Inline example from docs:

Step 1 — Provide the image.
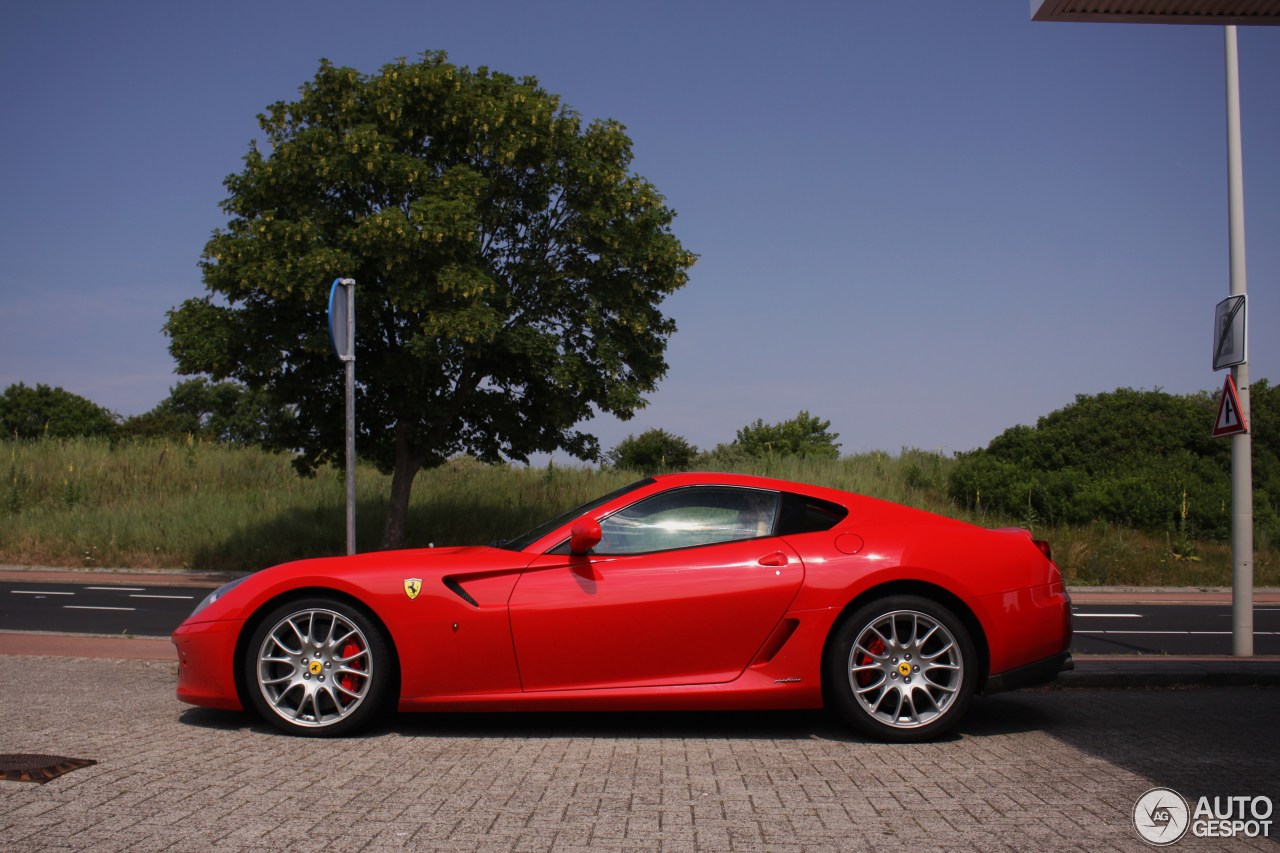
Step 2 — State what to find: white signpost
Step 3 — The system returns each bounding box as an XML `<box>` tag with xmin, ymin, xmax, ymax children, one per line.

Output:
<box><xmin>328</xmin><ymin>278</ymin><xmax>357</xmax><ymax>556</ymax></box>
<box><xmin>1213</xmin><ymin>294</ymin><xmax>1247</xmax><ymax>372</ymax></box>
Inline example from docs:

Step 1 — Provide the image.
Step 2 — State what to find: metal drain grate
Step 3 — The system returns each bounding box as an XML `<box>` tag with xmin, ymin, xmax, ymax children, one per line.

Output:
<box><xmin>0</xmin><ymin>754</ymin><xmax>97</xmax><ymax>784</ymax></box>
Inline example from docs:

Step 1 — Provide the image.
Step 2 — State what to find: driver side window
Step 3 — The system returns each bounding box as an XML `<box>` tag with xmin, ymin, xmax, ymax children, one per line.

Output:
<box><xmin>593</xmin><ymin>487</ymin><xmax>780</xmax><ymax>555</ymax></box>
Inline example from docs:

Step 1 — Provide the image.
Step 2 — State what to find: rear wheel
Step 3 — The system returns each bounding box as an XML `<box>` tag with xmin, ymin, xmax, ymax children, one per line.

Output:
<box><xmin>825</xmin><ymin>595</ymin><xmax>976</xmax><ymax>742</ymax></box>
<box><xmin>244</xmin><ymin>598</ymin><xmax>391</xmax><ymax>736</ymax></box>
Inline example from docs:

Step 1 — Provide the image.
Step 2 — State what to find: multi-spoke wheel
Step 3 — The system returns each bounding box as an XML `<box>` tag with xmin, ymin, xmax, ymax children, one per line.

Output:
<box><xmin>244</xmin><ymin>598</ymin><xmax>391</xmax><ymax>736</ymax></box>
<box><xmin>826</xmin><ymin>595</ymin><xmax>976</xmax><ymax>742</ymax></box>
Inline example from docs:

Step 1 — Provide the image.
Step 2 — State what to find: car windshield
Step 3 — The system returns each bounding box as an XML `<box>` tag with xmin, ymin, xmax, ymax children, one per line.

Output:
<box><xmin>499</xmin><ymin>478</ymin><xmax>655</xmax><ymax>552</ymax></box>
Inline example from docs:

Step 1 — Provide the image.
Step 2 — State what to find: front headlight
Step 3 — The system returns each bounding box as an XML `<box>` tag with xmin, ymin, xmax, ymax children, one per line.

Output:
<box><xmin>189</xmin><ymin>576</ymin><xmax>249</xmax><ymax>618</ymax></box>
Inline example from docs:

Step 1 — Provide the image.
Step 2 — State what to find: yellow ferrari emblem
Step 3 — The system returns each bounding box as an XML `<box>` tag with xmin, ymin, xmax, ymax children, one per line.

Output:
<box><xmin>404</xmin><ymin>578</ymin><xmax>422</xmax><ymax>600</ymax></box>
<box><xmin>308</xmin><ymin>660</ymin><xmax>323</xmax><ymax>675</ymax></box>
<box><xmin>898</xmin><ymin>661</ymin><xmax>912</xmax><ymax>677</ymax></box>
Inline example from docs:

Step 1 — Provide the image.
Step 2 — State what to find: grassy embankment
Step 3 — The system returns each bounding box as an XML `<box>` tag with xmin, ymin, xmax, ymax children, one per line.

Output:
<box><xmin>2</xmin><ymin>437</ymin><xmax>1275</xmax><ymax>586</ymax></box>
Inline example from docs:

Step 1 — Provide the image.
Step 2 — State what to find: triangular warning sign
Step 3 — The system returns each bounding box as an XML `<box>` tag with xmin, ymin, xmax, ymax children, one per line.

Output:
<box><xmin>1212</xmin><ymin>375</ymin><xmax>1249</xmax><ymax>438</ymax></box>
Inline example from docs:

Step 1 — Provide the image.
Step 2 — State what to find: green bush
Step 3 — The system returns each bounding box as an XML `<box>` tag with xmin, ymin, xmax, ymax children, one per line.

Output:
<box><xmin>733</xmin><ymin>410</ymin><xmax>841</xmax><ymax>460</ymax></box>
<box><xmin>119</xmin><ymin>378</ymin><xmax>282</xmax><ymax>445</ymax></box>
<box><xmin>607</xmin><ymin>429</ymin><xmax>697</xmax><ymax>474</ymax></box>
<box><xmin>0</xmin><ymin>383</ymin><xmax>117</xmax><ymax>439</ymax></box>
<box><xmin>948</xmin><ymin>385</ymin><xmax>1278</xmax><ymax>542</ymax></box>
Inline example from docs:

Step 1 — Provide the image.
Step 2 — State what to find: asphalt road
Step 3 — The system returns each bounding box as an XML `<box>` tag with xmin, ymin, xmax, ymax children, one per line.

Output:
<box><xmin>1071</xmin><ymin>602</ymin><xmax>1280</xmax><ymax>654</ymax></box>
<box><xmin>5</xmin><ymin>578</ymin><xmax>1280</xmax><ymax>656</ymax></box>
<box><xmin>0</xmin><ymin>580</ymin><xmax>203</xmax><ymax>636</ymax></box>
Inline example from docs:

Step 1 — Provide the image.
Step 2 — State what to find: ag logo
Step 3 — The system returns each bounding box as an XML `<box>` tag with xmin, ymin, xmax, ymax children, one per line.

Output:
<box><xmin>403</xmin><ymin>578</ymin><xmax>422</xmax><ymax>600</ymax></box>
<box><xmin>1134</xmin><ymin>787</ymin><xmax>1190</xmax><ymax>846</ymax></box>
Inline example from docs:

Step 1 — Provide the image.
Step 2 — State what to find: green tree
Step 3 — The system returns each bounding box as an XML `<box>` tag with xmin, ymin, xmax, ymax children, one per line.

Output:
<box><xmin>608</xmin><ymin>428</ymin><xmax>697</xmax><ymax>474</ymax></box>
<box><xmin>0</xmin><ymin>383</ymin><xmax>117</xmax><ymax>439</ymax></box>
<box><xmin>164</xmin><ymin>52</ymin><xmax>695</xmax><ymax>548</ymax></box>
<box><xmin>121</xmin><ymin>379</ymin><xmax>282</xmax><ymax>445</ymax></box>
<box><xmin>734</xmin><ymin>410</ymin><xmax>841</xmax><ymax>459</ymax></box>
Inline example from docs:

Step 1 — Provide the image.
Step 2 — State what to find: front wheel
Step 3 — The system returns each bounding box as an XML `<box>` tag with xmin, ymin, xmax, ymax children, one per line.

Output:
<box><xmin>825</xmin><ymin>595</ymin><xmax>976</xmax><ymax>742</ymax></box>
<box><xmin>244</xmin><ymin>598</ymin><xmax>392</xmax><ymax>737</ymax></box>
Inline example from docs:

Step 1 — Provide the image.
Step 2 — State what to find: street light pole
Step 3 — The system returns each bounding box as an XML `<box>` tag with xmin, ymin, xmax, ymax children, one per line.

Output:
<box><xmin>1224</xmin><ymin>25</ymin><xmax>1253</xmax><ymax>656</ymax></box>
<box><xmin>328</xmin><ymin>277</ymin><xmax>357</xmax><ymax>556</ymax></box>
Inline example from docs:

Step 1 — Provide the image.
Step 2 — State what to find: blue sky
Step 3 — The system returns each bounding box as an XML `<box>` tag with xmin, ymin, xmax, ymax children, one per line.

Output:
<box><xmin>2</xmin><ymin>1</ymin><xmax>1277</xmax><ymax>457</ymax></box>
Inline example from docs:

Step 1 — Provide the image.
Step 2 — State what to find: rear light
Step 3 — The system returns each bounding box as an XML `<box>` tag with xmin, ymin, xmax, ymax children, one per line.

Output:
<box><xmin>1033</xmin><ymin>539</ymin><xmax>1052</xmax><ymax>562</ymax></box>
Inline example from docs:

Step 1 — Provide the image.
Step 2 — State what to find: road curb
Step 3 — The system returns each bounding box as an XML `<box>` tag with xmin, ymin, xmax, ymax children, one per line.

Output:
<box><xmin>0</xmin><ymin>631</ymin><xmax>177</xmax><ymax>661</ymax></box>
<box><xmin>0</xmin><ymin>565</ymin><xmax>237</xmax><ymax>588</ymax></box>
<box><xmin>1057</xmin><ymin>656</ymin><xmax>1280</xmax><ymax>689</ymax></box>
<box><xmin>1069</xmin><ymin>586</ymin><xmax>1280</xmax><ymax>604</ymax></box>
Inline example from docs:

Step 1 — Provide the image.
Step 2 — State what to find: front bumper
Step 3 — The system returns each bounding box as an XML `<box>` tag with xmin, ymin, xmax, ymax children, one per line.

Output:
<box><xmin>173</xmin><ymin>619</ymin><xmax>243</xmax><ymax>711</ymax></box>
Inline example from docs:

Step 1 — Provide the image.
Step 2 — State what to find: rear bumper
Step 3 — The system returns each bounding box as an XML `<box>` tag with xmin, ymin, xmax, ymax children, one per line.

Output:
<box><xmin>983</xmin><ymin>651</ymin><xmax>1074</xmax><ymax>695</ymax></box>
<box><xmin>971</xmin><ymin>581</ymin><xmax>1072</xmax><ymax>676</ymax></box>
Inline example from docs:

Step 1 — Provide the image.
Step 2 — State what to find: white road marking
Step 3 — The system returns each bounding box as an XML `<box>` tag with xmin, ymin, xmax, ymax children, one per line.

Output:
<box><xmin>64</xmin><ymin>605</ymin><xmax>135</xmax><ymax>612</ymax></box>
<box><xmin>1085</xmin><ymin>625</ymin><xmax>1192</xmax><ymax>630</ymax></box>
<box><xmin>129</xmin><ymin>594</ymin><xmax>195</xmax><ymax>600</ymax></box>
<box><xmin>1073</xmin><ymin>612</ymin><xmax>1142</xmax><ymax>618</ymax></box>
<box><xmin>1076</xmin><ymin>629</ymin><xmax>1278</xmax><ymax>635</ymax></box>
<box><xmin>85</xmin><ymin>586</ymin><xmax>146</xmax><ymax>591</ymax></box>
<box><xmin>10</xmin><ymin>590</ymin><xmax>75</xmax><ymax>596</ymax></box>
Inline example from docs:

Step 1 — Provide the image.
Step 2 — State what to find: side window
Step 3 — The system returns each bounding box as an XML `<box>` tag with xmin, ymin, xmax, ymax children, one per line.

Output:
<box><xmin>776</xmin><ymin>492</ymin><xmax>849</xmax><ymax>535</ymax></box>
<box><xmin>593</xmin><ymin>487</ymin><xmax>781</xmax><ymax>555</ymax></box>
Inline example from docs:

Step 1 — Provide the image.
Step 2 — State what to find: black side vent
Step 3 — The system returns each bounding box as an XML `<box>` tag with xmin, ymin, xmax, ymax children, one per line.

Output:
<box><xmin>442</xmin><ymin>576</ymin><xmax>479</xmax><ymax>607</ymax></box>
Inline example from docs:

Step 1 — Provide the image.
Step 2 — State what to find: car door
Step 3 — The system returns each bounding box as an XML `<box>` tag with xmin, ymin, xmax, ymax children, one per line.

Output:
<box><xmin>508</xmin><ymin>486</ymin><xmax>805</xmax><ymax>691</ymax></box>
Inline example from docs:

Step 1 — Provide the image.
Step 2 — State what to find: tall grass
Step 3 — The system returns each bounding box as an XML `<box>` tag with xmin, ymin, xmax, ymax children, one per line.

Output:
<box><xmin>0</xmin><ymin>437</ymin><xmax>631</xmax><ymax>570</ymax></box>
<box><xmin>1</xmin><ymin>437</ymin><xmax>1274</xmax><ymax>585</ymax></box>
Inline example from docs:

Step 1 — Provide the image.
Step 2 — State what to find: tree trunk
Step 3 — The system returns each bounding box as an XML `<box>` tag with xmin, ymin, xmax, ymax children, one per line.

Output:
<box><xmin>381</xmin><ymin>424</ymin><xmax>423</xmax><ymax>550</ymax></box>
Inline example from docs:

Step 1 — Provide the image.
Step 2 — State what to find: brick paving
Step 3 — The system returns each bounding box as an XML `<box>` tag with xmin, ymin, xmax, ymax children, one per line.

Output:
<box><xmin>1</xmin><ymin>654</ymin><xmax>1277</xmax><ymax>852</ymax></box>
<box><xmin>3</xmin><ymin>570</ymin><xmax>1279</xmax><ymax>850</ymax></box>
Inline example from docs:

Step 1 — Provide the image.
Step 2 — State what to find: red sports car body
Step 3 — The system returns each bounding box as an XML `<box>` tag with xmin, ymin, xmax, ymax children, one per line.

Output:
<box><xmin>173</xmin><ymin>472</ymin><xmax>1072</xmax><ymax>741</ymax></box>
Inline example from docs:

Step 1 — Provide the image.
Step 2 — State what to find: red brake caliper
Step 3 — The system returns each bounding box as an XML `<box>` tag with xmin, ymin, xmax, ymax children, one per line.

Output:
<box><xmin>857</xmin><ymin>638</ymin><xmax>885</xmax><ymax>687</ymax></box>
<box><xmin>339</xmin><ymin>641</ymin><xmax>363</xmax><ymax>696</ymax></box>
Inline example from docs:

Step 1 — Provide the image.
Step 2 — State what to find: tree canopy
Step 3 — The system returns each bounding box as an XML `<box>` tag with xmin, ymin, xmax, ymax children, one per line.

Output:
<box><xmin>164</xmin><ymin>52</ymin><xmax>695</xmax><ymax>547</ymax></box>
<box><xmin>0</xmin><ymin>383</ymin><xmax>117</xmax><ymax>439</ymax></box>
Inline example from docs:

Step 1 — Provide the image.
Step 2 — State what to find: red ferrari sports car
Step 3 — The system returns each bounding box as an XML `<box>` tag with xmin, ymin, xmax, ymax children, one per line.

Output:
<box><xmin>173</xmin><ymin>472</ymin><xmax>1072</xmax><ymax>742</ymax></box>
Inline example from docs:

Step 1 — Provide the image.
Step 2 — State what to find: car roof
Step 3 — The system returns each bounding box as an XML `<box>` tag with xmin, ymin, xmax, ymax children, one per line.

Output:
<box><xmin>648</xmin><ymin>471</ymin><xmax>852</xmax><ymax>504</ymax></box>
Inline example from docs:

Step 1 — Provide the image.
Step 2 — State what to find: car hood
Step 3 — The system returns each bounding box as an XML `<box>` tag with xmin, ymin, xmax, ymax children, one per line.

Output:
<box><xmin>182</xmin><ymin>545</ymin><xmax>533</xmax><ymax>625</ymax></box>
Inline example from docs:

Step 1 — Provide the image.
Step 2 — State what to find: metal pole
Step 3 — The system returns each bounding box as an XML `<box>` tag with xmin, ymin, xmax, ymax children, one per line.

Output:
<box><xmin>344</xmin><ymin>281</ymin><xmax>357</xmax><ymax>556</ymax></box>
<box><xmin>1224</xmin><ymin>25</ymin><xmax>1252</xmax><ymax>656</ymax></box>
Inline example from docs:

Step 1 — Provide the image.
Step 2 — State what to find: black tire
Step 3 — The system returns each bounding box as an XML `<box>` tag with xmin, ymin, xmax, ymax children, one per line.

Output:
<box><xmin>824</xmin><ymin>594</ymin><xmax>976</xmax><ymax>743</ymax></box>
<box><xmin>243</xmin><ymin>597</ymin><xmax>392</xmax><ymax>737</ymax></box>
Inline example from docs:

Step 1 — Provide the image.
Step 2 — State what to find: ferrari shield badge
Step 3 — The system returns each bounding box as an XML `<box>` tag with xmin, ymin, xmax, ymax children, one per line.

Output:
<box><xmin>403</xmin><ymin>578</ymin><xmax>422</xmax><ymax>600</ymax></box>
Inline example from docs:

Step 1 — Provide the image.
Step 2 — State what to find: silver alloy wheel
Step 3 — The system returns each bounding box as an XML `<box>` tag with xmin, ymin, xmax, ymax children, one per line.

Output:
<box><xmin>846</xmin><ymin>608</ymin><xmax>964</xmax><ymax>729</ymax></box>
<box><xmin>255</xmin><ymin>607</ymin><xmax>373</xmax><ymax>728</ymax></box>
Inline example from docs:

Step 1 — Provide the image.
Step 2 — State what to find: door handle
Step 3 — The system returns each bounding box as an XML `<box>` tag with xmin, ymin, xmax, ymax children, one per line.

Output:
<box><xmin>757</xmin><ymin>552</ymin><xmax>789</xmax><ymax>568</ymax></box>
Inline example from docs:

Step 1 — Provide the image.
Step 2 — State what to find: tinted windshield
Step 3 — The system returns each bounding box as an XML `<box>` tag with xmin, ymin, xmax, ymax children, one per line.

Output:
<box><xmin>500</xmin><ymin>478</ymin><xmax>655</xmax><ymax>552</ymax></box>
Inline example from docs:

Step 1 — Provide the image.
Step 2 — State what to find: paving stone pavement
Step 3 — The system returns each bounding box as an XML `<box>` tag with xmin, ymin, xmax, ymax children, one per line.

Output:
<box><xmin>1</xmin><ymin>655</ymin><xmax>1277</xmax><ymax>852</ymax></box>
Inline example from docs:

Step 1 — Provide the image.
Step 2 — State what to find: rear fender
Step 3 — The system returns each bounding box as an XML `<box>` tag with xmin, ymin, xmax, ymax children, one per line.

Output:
<box><xmin>819</xmin><ymin>580</ymin><xmax>991</xmax><ymax>699</ymax></box>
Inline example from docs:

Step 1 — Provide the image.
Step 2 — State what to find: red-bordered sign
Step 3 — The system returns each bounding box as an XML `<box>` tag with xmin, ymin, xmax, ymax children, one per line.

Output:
<box><xmin>1212</xmin><ymin>375</ymin><xmax>1249</xmax><ymax>438</ymax></box>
